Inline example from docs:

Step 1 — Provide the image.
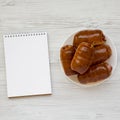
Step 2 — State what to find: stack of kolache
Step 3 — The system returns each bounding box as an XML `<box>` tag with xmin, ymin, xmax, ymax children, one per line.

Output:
<box><xmin>60</xmin><ymin>30</ymin><xmax>112</xmax><ymax>84</ymax></box>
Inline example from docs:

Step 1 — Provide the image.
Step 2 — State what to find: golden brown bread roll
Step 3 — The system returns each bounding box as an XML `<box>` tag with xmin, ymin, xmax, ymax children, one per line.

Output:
<box><xmin>71</xmin><ymin>42</ymin><xmax>93</xmax><ymax>74</ymax></box>
<box><xmin>92</xmin><ymin>44</ymin><xmax>112</xmax><ymax>65</ymax></box>
<box><xmin>73</xmin><ymin>29</ymin><xmax>106</xmax><ymax>48</ymax></box>
<box><xmin>78</xmin><ymin>62</ymin><xmax>112</xmax><ymax>84</ymax></box>
<box><xmin>60</xmin><ymin>45</ymin><xmax>77</xmax><ymax>76</ymax></box>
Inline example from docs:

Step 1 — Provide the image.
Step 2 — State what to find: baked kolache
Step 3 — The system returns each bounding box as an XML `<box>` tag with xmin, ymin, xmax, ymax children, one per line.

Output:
<box><xmin>60</xmin><ymin>45</ymin><xmax>77</xmax><ymax>76</ymax></box>
<box><xmin>73</xmin><ymin>29</ymin><xmax>106</xmax><ymax>48</ymax></box>
<box><xmin>71</xmin><ymin>42</ymin><xmax>93</xmax><ymax>74</ymax></box>
<box><xmin>92</xmin><ymin>44</ymin><xmax>112</xmax><ymax>65</ymax></box>
<box><xmin>78</xmin><ymin>62</ymin><xmax>112</xmax><ymax>84</ymax></box>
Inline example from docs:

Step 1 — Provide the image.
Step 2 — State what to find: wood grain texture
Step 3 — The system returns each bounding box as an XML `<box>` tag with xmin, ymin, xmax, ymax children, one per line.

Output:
<box><xmin>0</xmin><ymin>0</ymin><xmax>120</xmax><ymax>120</ymax></box>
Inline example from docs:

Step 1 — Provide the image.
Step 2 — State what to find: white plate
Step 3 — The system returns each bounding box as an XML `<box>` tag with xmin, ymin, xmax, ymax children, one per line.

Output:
<box><xmin>60</xmin><ymin>31</ymin><xmax>117</xmax><ymax>87</ymax></box>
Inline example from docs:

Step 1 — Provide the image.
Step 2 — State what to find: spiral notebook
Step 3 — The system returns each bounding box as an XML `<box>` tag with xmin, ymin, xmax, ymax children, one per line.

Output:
<box><xmin>3</xmin><ymin>32</ymin><xmax>52</xmax><ymax>97</ymax></box>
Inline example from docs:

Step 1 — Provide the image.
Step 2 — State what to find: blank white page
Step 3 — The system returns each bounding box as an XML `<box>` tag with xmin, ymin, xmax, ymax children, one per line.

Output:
<box><xmin>3</xmin><ymin>32</ymin><xmax>52</xmax><ymax>97</ymax></box>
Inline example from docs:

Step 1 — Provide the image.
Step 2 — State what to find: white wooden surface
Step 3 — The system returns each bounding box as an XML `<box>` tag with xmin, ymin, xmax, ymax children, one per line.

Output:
<box><xmin>0</xmin><ymin>0</ymin><xmax>120</xmax><ymax>120</ymax></box>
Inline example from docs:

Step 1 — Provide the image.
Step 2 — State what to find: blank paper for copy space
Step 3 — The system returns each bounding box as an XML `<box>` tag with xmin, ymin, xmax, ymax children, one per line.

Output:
<box><xmin>3</xmin><ymin>32</ymin><xmax>52</xmax><ymax>97</ymax></box>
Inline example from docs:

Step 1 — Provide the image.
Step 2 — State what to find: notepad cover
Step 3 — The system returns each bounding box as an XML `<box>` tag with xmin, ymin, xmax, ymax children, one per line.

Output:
<box><xmin>3</xmin><ymin>32</ymin><xmax>52</xmax><ymax>97</ymax></box>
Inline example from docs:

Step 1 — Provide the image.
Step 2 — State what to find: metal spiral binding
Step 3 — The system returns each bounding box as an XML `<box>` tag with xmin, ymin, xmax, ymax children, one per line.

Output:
<box><xmin>4</xmin><ymin>32</ymin><xmax>46</xmax><ymax>38</ymax></box>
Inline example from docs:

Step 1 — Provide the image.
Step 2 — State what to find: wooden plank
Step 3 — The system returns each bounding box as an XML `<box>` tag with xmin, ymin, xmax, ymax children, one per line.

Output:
<box><xmin>0</xmin><ymin>0</ymin><xmax>120</xmax><ymax>119</ymax></box>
